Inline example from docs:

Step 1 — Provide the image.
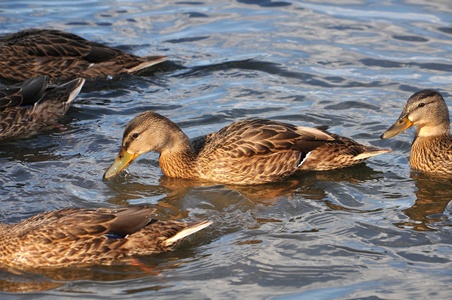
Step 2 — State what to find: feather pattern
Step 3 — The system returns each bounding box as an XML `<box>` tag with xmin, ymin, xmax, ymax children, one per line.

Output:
<box><xmin>0</xmin><ymin>29</ymin><xmax>167</xmax><ymax>83</ymax></box>
<box><xmin>0</xmin><ymin>75</ymin><xmax>85</xmax><ymax>141</ymax></box>
<box><xmin>0</xmin><ymin>206</ymin><xmax>211</xmax><ymax>268</ymax></box>
<box><xmin>298</xmin><ymin>129</ymin><xmax>391</xmax><ymax>171</ymax></box>
<box><xmin>410</xmin><ymin>134</ymin><xmax>452</xmax><ymax>174</ymax></box>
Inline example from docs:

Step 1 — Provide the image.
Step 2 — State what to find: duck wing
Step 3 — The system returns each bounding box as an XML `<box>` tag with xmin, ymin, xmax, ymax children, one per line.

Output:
<box><xmin>0</xmin><ymin>75</ymin><xmax>48</xmax><ymax>111</ymax></box>
<box><xmin>197</xmin><ymin>119</ymin><xmax>333</xmax><ymax>184</ymax></box>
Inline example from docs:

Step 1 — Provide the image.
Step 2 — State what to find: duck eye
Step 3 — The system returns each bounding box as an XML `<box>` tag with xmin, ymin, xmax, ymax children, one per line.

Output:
<box><xmin>131</xmin><ymin>133</ymin><xmax>139</xmax><ymax>140</ymax></box>
<box><xmin>418</xmin><ymin>103</ymin><xmax>425</xmax><ymax>108</ymax></box>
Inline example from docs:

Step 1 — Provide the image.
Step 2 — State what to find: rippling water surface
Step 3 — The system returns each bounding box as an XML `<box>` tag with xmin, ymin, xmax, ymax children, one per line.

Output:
<box><xmin>1</xmin><ymin>0</ymin><xmax>452</xmax><ymax>298</ymax></box>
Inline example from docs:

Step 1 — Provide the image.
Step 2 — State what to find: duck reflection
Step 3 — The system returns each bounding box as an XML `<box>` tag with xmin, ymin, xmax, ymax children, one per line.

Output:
<box><xmin>394</xmin><ymin>172</ymin><xmax>452</xmax><ymax>231</ymax></box>
<box><xmin>0</xmin><ymin>252</ymin><xmax>188</xmax><ymax>293</ymax></box>
<box><xmin>104</xmin><ymin>163</ymin><xmax>385</xmax><ymax>219</ymax></box>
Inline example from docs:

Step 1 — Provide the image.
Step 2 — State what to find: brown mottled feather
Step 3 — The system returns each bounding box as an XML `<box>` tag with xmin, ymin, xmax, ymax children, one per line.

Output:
<box><xmin>0</xmin><ymin>29</ymin><xmax>167</xmax><ymax>83</ymax></box>
<box><xmin>192</xmin><ymin>119</ymin><xmax>329</xmax><ymax>184</ymax></box>
<box><xmin>298</xmin><ymin>129</ymin><xmax>391</xmax><ymax>171</ymax></box>
<box><xmin>0</xmin><ymin>75</ymin><xmax>85</xmax><ymax>141</ymax></box>
<box><xmin>104</xmin><ymin>111</ymin><xmax>389</xmax><ymax>185</ymax></box>
<box><xmin>381</xmin><ymin>89</ymin><xmax>451</xmax><ymax>175</ymax></box>
<box><xmin>410</xmin><ymin>134</ymin><xmax>452</xmax><ymax>174</ymax></box>
<box><xmin>0</xmin><ymin>206</ymin><xmax>211</xmax><ymax>268</ymax></box>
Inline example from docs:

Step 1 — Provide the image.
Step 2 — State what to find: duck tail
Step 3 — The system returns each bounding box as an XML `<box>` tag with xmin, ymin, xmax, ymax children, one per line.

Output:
<box><xmin>353</xmin><ymin>146</ymin><xmax>391</xmax><ymax>160</ymax></box>
<box><xmin>127</xmin><ymin>55</ymin><xmax>167</xmax><ymax>73</ymax></box>
<box><xmin>163</xmin><ymin>220</ymin><xmax>212</xmax><ymax>247</ymax></box>
<box><xmin>62</xmin><ymin>78</ymin><xmax>85</xmax><ymax>104</ymax></box>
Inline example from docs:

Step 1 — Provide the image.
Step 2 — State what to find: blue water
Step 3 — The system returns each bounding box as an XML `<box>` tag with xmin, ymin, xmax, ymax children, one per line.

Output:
<box><xmin>1</xmin><ymin>0</ymin><xmax>452</xmax><ymax>298</ymax></box>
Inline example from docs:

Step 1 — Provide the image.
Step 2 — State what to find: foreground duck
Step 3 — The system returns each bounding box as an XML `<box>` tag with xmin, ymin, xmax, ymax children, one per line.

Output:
<box><xmin>104</xmin><ymin>111</ymin><xmax>390</xmax><ymax>185</ymax></box>
<box><xmin>0</xmin><ymin>206</ymin><xmax>211</xmax><ymax>268</ymax></box>
<box><xmin>381</xmin><ymin>89</ymin><xmax>451</xmax><ymax>175</ymax></box>
<box><xmin>0</xmin><ymin>75</ymin><xmax>85</xmax><ymax>141</ymax></box>
<box><xmin>0</xmin><ymin>29</ymin><xmax>167</xmax><ymax>83</ymax></box>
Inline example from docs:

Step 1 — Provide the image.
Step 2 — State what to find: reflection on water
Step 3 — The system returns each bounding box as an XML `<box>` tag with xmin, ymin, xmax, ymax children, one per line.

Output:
<box><xmin>1</xmin><ymin>0</ymin><xmax>452</xmax><ymax>298</ymax></box>
<box><xmin>396</xmin><ymin>173</ymin><xmax>452</xmax><ymax>231</ymax></box>
<box><xmin>0</xmin><ymin>252</ymin><xmax>197</xmax><ymax>293</ymax></box>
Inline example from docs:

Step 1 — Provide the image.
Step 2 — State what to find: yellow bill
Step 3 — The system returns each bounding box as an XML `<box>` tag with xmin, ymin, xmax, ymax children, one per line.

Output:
<box><xmin>380</xmin><ymin>116</ymin><xmax>414</xmax><ymax>139</ymax></box>
<box><xmin>103</xmin><ymin>148</ymin><xmax>139</xmax><ymax>179</ymax></box>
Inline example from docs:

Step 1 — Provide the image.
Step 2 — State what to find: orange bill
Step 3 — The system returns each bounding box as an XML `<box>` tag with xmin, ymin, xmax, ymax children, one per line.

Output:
<box><xmin>103</xmin><ymin>148</ymin><xmax>139</xmax><ymax>179</ymax></box>
<box><xmin>380</xmin><ymin>116</ymin><xmax>414</xmax><ymax>139</ymax></box>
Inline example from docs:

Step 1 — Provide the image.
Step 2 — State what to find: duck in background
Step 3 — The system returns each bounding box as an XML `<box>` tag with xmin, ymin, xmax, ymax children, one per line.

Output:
<box><xmin>0</xmin><ymin>29</ymin><xmax>167</xmax><ymax>83</ymax></box>
<box><xmin>381</xmin><ymin>89</ymin><xmax>451</xmax><ymax>175</ymax></box>
<box><xmin>0</xmin><ymin>75</ymin><xmax>85</xmax><ymax>141</ymax></box>
<box><xmin>104</xmin><ymin>111</ymin><xmax>390</xmax><ymax>185</ymax></box>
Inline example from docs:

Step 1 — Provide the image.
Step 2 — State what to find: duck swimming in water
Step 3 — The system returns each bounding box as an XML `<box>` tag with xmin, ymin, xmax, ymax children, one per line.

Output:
<box><xmin>104</xmin><ymin>111</ymin><xmax>390</xmax><ymax>185</ymax></box>
<box><xmin>0</xmin><ymin>75</ymin><xmax>85</xmax><ymax>141</ymax></box>
<box><xmin>0</xmin><ymin>29</ymin><xmax>166</xmax><ymax>83</ymax></box>
<box><xmin>0</xmin><ymin>206</ymin><xmax>211</xmax><ymax>268</ymax></box>
<box><xmin>381</xmin><ymin>89</ymin><xmax>451</xmax><ymax>175</ymax></box>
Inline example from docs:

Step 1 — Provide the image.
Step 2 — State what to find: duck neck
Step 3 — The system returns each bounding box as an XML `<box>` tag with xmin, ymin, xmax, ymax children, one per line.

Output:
<box><xmin>416</xmin><ymin>122</ymin><xmax>450</xmax><ymax>138</ymax></box>
<box><xmin>158</xmin><ymin>132</ymin><xmax>198</xmax><ymax>179</ymax></box>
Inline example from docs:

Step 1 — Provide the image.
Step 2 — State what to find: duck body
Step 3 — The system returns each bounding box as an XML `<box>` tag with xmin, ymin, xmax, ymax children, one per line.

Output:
<box><xmin>0</xmin><ymin>29</ymin><xmax>167</xmax><ymax>83</ymax></box>
<box><xmin>0</xmin><ymin>206</ymin><xmax>211</xmax><ymax>268</ymax></box>
<box><xmin>182</xmin><ymin>118</ymin><xmax>330</xmax><ymax>184</ymax></box>
<box><xmin>410</xmin><ymin>134</ymin><xmax>452</xmax><ymax>174</ymax></box>
<box><xmin>104</xmin><ymin>111</ymin><xmax>390</xmax><ymax>185</ymax></box>
<box><xmin>381</xmin><ymin>89</ymin><xmax>452</xmax><ymax>175</ymax></box>
<box><xmin>0</xmin><ymin>75</ymin><xmax>85</xmax><ymax>141</ymax></box>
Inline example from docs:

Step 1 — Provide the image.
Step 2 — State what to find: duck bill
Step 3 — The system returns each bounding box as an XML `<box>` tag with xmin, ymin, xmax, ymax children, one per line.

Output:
<box><xmin>380</xmin><ymin>116</ymin><xmax>414</xmax><ymax>139</ymax></box>
<box><xmin>103</xmin><ymin>149</ymin><xmax>139</xmax><ymax>179</ymax></box>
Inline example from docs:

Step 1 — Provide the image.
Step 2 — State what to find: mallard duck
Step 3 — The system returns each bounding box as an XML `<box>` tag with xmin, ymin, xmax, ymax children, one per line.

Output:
<box><xmin>0</xmin><ymin>29</ymin><xmax>167</xmax><ymax>83</ymax></box>
<box><xmin>0</xmin><ymin>75</ymin><xmax>85</xmax><ymax>141</ymax></box>
<box><xmin>381</xmin><ymin>89</ymin><xmax>452</xmax><ymax>175</ymax></box>
<box><xmin>0</xmin><ymin>206</ymin><xmax>211</xmax><ymax>268</ymax></box>
<box><xmin>103</xmin><ymin>111</ymin><xmax>390</xmax><ymax>185</ymax></box>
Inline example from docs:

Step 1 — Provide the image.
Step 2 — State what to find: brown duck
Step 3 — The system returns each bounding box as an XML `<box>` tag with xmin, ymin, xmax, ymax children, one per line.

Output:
<box><xmin>0</xmin><ymin>76</ymin><xmax>85</xmax><ymax>140</ymax></box>
<box><xmin>0</xmin><ymin>29</ymin><xmax>167</xmax><ymax>83</ymax></box>
<box><xmin>104</xmin><ymin>111</ymin><xmax>390</xmax><ymax>185</ymax></box>
<box><xmin>381</xmin><ymin>89</ymin><xmax>452</xmax><ymax>175</ymax></box>
<box><xmin>0</xmin><ymin>75</ymin><xmax>85</xmax><ymax>141</ymax></box>
<box><xmin>0</xmin><ymin>206</ymin><xmax>211</xmax><ymax>268</ymax></box>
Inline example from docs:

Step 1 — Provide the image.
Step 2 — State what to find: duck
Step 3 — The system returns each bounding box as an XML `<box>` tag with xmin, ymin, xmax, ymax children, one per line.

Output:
<box><xmin>0</xmin><ymin>206</ymin><xmax>212</xmax><ymax>268</ymax></box>
<box><xmin>103</xmin><ymin>111</ymin><xmax>390</xmax><ymax>185</ymax></box>
<box><xmin>0</xmin><ymin>75</ymin><xmax>85</xmax><ymax>141</ymax></box>
<box><xmin>0</xmin><ymin>29</ymin><xmax>167</xmax><ymax>83</ymax></box>
<box><xmin>381</xmin><ymin>89</ymin><xmax>451</xmax><ymax>175</ymax></box>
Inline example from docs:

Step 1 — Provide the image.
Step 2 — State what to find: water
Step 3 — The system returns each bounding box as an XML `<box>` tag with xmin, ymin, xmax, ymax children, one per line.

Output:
<box><xmin>1</xmin><ymin>0</ymin><xmax>452</xmax><ymax>298</ymax></box>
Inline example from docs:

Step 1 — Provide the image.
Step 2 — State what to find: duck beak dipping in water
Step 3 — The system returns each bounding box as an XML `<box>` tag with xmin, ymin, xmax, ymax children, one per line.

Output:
<box><xmin>104</xmin><ymin>147</ymin><xmax>139</xmax><ymax>179</ymax></box>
